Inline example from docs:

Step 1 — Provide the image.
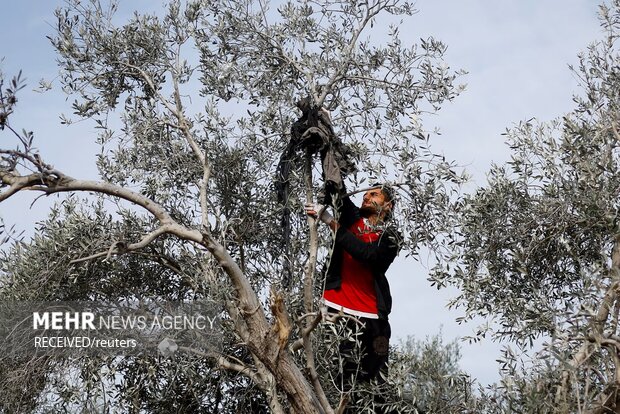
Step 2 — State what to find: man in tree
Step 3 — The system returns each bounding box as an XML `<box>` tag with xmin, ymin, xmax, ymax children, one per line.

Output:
<box><xmin>0</xmin><ymin>0</ymin><xmax>467</xmax><ymax>410</ymax></box>
<box><xmin>305</xmin><ymin>184</ymin><xmax>400</xmax><ymax>384</ymax></box>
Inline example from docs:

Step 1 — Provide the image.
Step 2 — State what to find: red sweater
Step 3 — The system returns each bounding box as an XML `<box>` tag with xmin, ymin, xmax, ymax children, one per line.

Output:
<box><xmin>323</xmin><ymin>218</ymin><xmax>380</xmax><ymax>318</ymax></box>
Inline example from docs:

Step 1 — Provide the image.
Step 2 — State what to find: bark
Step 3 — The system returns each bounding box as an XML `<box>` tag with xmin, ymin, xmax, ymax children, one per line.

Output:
<box><xmin>0</xmin><ymin>162</ymin><xmax>327</xmax><ymax>413</ymax></box>
<box><xmin>203</xmin><ymin>235</ymin><xmax>325</xmax><ymax>413</ymax></box>
<box><xmin>302</xmin><ymin>152</ymin><xmax>334</xmax><ymax>413</ymax></box>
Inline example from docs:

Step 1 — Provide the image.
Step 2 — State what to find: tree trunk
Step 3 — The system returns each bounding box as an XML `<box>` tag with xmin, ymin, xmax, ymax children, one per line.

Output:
<box><xmin>246</xmin><ymin>323</ymin><xmax>326</xmax><ymax>413</ymax></box>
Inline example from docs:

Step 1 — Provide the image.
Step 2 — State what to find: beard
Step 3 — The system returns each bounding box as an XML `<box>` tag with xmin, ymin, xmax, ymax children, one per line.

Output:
<box><xmin>359</xmin><ymin>205</ymin><xmax>376</xmax><ymax>217</ymax></box>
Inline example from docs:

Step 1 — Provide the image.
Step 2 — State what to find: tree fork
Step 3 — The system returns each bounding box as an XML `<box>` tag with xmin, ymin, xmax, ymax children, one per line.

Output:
<box><xmin>202</xmin><ymin>232</ymin><xmax>327</xmax><ymax>413</ymax></box>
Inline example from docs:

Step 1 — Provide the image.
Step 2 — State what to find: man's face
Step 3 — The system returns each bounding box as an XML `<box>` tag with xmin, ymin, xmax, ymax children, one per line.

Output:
<box><xmin>360</xmin><ymin>188</ymin><xmax>392</xmax><ymax>218</ymax></box>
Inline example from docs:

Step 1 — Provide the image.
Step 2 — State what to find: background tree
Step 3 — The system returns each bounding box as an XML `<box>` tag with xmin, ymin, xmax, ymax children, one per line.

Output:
<box><xmin>432</xmin><ymin>1</ymin><xmax>620</xmax><ymax>412</ymax></box>
<box><xmin>0</xmin><ymin>0</ymin><xmax>466</xmax><ymax>412</ymax></box>
<box><xmin>387</xmin><ymin>334</ymin><xmax>477</xmax><ymax>413</ymax></box>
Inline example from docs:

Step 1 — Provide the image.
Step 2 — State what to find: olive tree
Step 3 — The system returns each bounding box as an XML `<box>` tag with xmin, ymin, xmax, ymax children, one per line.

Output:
<box><xmin>0</xmin><ymin>0</ymin><xmax>465</xmax><ymax>412</ymax></box>
<box><xmin>432</xmin><ymin>1</ymin><xmax>620</xmax><ymax>412</ymax></box>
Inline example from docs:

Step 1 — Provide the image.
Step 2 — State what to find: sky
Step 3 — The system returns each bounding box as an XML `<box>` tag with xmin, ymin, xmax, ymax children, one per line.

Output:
<box><xmin>0</xmin><ymin>0</ymin><xmax>604</xmax><ymax>388</ymax></box>
<box><xmin>387</xmin><ymin>0</ymin><xmax>601</xmax><ymax>386</ymax></box>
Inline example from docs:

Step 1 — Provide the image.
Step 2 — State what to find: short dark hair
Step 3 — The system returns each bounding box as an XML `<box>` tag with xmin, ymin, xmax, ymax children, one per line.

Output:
<box><xmin>371</xmin><ymin>183</ymin><xmax>396</xmax><ymax>205</ymax></box>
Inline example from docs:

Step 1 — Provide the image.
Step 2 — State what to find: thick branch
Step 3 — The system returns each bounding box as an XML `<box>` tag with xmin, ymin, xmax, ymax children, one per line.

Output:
<box><xmin>199</xmin><ymin>163</ymin><xmax>212</xmax><ymax>229</ymax></box>
<box><xmin>252</xmin><ymin>358</ymin><xmax>287</xmax><ymax>414</ymax></box>
<box><xmin>69</xmin><ymin>225</ymin><xmax>172</xmax><ymax>264</ymax></box>
<box><xmin>291</xmin><ymin>311</ymin><xmax>322</xmax><ymax>352</ymax></box>
<box><xmin>302</xmin><ymin>152</ymin><xmax>333</xmax><ymax>414</ymax></box>
<box><xmin>179</xmin><ymin>345</ymin><xmax>262</xmax><ymax>385</ymax></box>
<box><xmin>202</xmin><ymin>234</ymin><xmax>262</xmax><ymax>314</ymax></box>
<box><xmin>1</xmin><ymin>158</ymin><xmax>265</xmax><ymax>329</ymax></box>
<box><xmin>0</xmin><ymin>171</ymin><xmax>43</xmax><ymax>202</ymax></box>
<box><xmin>1</xmin><ymin>169</ymin><xmax>174</xmax><ymax>223</ymax></box>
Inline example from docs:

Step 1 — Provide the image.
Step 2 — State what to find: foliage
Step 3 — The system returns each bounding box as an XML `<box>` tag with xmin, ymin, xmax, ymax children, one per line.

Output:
<box><xmin>433</xmin><ymin>1</ymin><xmax>620</xmax><ymax>411</ymax></box>
<box><xmin>0</xmin><ymin>0</ymin><xmax>466</xmax><ymax>412</ymax></box>
<box><xmin>385</xmin><ymin>334</ymin><xmax>477</xmax><ymax>413</ymax></box>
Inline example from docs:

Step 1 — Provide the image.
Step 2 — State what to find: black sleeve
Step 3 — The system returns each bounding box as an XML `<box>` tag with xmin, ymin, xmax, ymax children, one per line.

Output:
<box><xmin>334</xmin><ymin>227</ymin><xmax>400</xmax><ymax>272</ymax></box>
<box><xmin>329</xmin><ymin>187</ymin><xmax>359</xmax><ymax>229</ymax></box>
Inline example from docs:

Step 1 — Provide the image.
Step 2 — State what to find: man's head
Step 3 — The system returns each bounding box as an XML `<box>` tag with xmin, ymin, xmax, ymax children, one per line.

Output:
<box><xmin>359</xmin><ymin>184</ymin><xmax>395</xmax><ymax>222</ymax></box>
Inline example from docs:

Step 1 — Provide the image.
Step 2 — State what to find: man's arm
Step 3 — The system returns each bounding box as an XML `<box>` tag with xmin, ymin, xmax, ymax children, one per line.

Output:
<box><xmin>308</xmin><ymin>205</ymin><xmax>399</xmax><ymax>270</ymax></box>
<box><xmin>329</xmin><ymin>186</ymin><xmax>358</xmax><ymax>229</ymax></box>
<box><xmin>307</xmin><ymin>191</ymin><xmax>358</xmax><ymax>229</ymax></box>
<box><xmin>332</xmin><ymin>226</ymin><xmax>400</xmax><ymax>271</ymax></box>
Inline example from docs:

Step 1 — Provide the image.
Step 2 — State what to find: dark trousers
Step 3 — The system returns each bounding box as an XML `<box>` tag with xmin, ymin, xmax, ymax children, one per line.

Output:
<box><xmin>327</xmin><ymin>308</ymin><xmax>391</xmax><ymax>384</ymax></box>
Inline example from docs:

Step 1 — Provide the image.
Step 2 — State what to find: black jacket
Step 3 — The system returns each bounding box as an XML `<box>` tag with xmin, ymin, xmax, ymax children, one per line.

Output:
<box><xmin>324</xmin><ymin>195</ymin><xmax>401</xmax><ymax>320</ymax></box>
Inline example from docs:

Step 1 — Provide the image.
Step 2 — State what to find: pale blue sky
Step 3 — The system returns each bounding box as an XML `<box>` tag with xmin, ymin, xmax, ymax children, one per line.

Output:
<box><xmin>0</xmin><ymin>0</ymin><xmax>604</xmax><ymax>387</ymax></box>
<box><xmin>391</xmin><ymin>0</ymin><xmax>601</xmax><ymax>385</ymax></box>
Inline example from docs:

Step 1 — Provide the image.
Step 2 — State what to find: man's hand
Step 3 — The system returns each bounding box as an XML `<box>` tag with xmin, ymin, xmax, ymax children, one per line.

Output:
<box><xmin>304</xmin><ymin>203</ymin><xmax>334</xmax><ymax>225</ymax></box>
